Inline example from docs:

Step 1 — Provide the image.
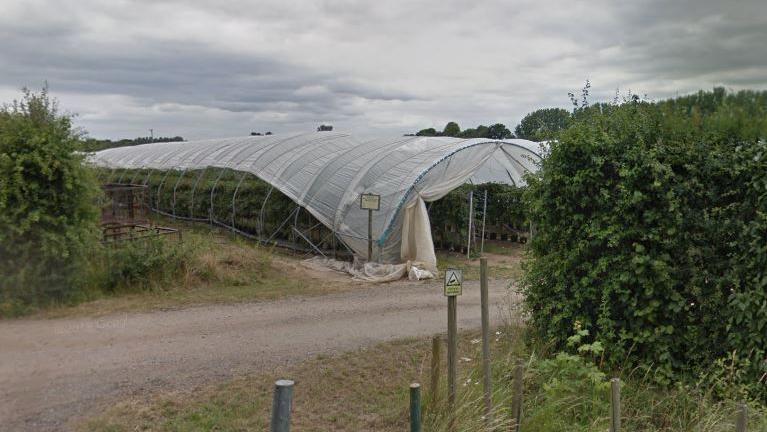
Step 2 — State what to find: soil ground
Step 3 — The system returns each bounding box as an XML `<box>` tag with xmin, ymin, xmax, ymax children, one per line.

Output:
<box><xmin>0</xmin><ymin>275</ymin><xmax>520</xmax><ymax>431</ymax></box>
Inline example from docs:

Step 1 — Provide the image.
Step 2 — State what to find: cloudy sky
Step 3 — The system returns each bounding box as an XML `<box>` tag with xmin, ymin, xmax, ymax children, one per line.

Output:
<box><xmin>1</xmin><ymin>0</ymin><xmax>765</xmax><ymax>140</ymax></box>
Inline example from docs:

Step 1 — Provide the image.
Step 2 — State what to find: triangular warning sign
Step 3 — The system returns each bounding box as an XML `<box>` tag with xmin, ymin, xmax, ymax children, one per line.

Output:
<box><xmin>447</xmin><ymin>272</ymin><xmax>460</xmax><ymax>286</ymax></box>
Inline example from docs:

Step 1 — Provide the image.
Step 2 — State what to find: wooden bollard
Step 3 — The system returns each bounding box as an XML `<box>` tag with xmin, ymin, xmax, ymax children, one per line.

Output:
<box><xmin>480</xmin><ymin>257</ymin><xmax>492</xmax><ymax>420</ymax></box>
<box><xmin>610</xmin><ymin>378</ymin><xmax>621</xmax><ymax>432</ymax></box>
<box><xmin>271</xmin><ymin>379</ymin><xmax>294</xmax><ymax>432</ymax></box>
<box><xmin>510</xmin><ymin>361</ymin><xmax>524</xmax><ymax>432</ymax></box>
<box><xmin>430</xmin><ymin>335</ymin><xmax>441</xmax><ymax>404</ymax></box>
<box><xmin>736</xmin><ymin>403</ymin><xmax>748</xmax><ymax>432</ymax></box>
<box><xmin>410</xmin><ymin>383</ymin><xmax>422</xmax><ymax>432</ymax></box>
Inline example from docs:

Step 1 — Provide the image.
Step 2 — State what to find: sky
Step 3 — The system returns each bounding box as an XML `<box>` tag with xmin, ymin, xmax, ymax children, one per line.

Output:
<box><xmin>1</xmin><ymin>0</ymin><xmax>765</xmax><ymax>140</ymax></box>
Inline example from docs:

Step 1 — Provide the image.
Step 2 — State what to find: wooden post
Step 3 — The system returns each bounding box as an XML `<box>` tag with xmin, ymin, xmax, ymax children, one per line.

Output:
<box><xmin>480</xmin><ymin>257</ymin><xmax>492</xmax><ymax>420</ymax></box>
<box><xmin>736</xmin><ymin>403</ymin><xmax>748</xmax><ymax>432</ymax></box>
<box><xmin>368</xmin><ymin>208</ymin><xmax>373</xmax><ymax>262</ymax></box>
<box><xmin>447</xmin><ymin>296</ymin><xmax>458</xmax><ymax>413</ymax></box>
<box><xmin>410</xmin><ymin>383</ymin><xmax>422</xmax><ymax>432</ymax></box>
<box><xmin>511</xmin><ymin>361</ymin><xmax>524</xmax><ymax>432</ymax></box>
<box><xmin>430</xmin><ymin>335</ymin><xmax>442</xmax><ymax>405</ymax></box>
<box><xmin>610</xmin><ymin>378</ymin><xmax>621</xmax><ymax>432</ymax></box>
<box><xmin>271</xmin><ymin>379</ymin><xmax>294</xmax><ymax>432</ymax></box>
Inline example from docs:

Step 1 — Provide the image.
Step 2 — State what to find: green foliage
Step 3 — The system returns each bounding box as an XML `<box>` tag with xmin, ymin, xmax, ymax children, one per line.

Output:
<box><xmin>90</xmin><ymin>237</ymin><xmax>193</xmax><ymax>293</ymax></box>
<box><xmin>416</xmin><ymin>127</ymin><xmax>438</xmax><ymax>136</ymax></box>
<box><xmin>522</xmin><ymin>88</ymin><xmax>767</xmax><ymax>401</ymax></box>
<box><xmin>487</xmin><ymin>123</ymin><xmax>513</xmax><ymax>139</ymax></box>
<box><xmin>0</xmin><ymin>88</ymin><xmax>100</xmax><ymax>316</ymax></box>
<box><xmin>442</xmin><ymin>121</ymin><xmax>461</xmax><ymax>137</ymax></box>
<box><xmin>514</xmin><ymin>107</ymin><xmax>571</xmax><ymax>141</ymax></box>
<box><xmin>525</xmin><ymin>352</ymin><xmax>610</xmax><ymax>430</ymax></box>
<box><xmin>428</xmin><ymin>183</ymin><xmax>528</xmax><ymax>251</ymax></box>
<box><xmin>81</xmin><ymin>135</ymin><xmax>184</xmax><ymax>152</ymax></box>
<box><xmin>414</xmin><ymin>123</ymin><xmax>515</xmax><ymax>139</ymax></box>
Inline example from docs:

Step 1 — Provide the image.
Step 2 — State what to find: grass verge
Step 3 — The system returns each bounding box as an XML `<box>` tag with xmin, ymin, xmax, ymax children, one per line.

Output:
<box><xmin>81</xmin><ymin>324</ymin><xmax>766</xmax><ymax>432</ymax></box>
<box><xmin>34</xmin><ymin>229</ymin><xmax>356</xmax><ymax>319</ymax></box>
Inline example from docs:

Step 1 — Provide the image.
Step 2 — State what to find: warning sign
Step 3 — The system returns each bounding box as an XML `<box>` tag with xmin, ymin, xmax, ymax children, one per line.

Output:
<box><xmin>444</xmin><ymin>268</ymin><xmax>463</xmax><ymax>296</ymax></box>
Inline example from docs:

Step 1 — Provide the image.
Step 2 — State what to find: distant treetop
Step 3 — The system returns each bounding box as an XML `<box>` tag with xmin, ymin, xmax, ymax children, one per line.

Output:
<box><xmin>81</xmin><ymin>135</ymin><xmax>184</xmax><ymax>152</ymax></box>
<box><xmin>414</xmin><ymin>122</ymin><xmax>513</xmax><ymax>139</ymax></box>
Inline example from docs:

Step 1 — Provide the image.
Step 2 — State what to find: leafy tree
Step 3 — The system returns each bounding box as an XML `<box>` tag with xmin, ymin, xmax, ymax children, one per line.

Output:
<box><xmin>416</xmin><ymin>127</ymin><xmax>438</xmax><ymax>136</ymax></box>
<box><xmin>442</xmin><ymin>121</ymin><xmax>461</xmax><ymax>137</ymax></box>
<box><xmin>487</xmin><ymin>123</ymin><xmax>512</xmax><ymax>139</ymax></box>
<box><xmin>458</xmin><ymin>125</ymin><xmax>490</xmax><ymax>138</ymax></box>
<box><xmin>514</xmin><ymin>108</ymin><xmax>571</xmax><ymax>141</ymax></box>
<box><xmin>0</xmin><ymin>88</ymin><xmax>100</xmax><ymax>315</ymax></box>
<box><xmin>458</xmin><ymin>127</ymin><xmax>476</xmax><ymax>138</ymax></box>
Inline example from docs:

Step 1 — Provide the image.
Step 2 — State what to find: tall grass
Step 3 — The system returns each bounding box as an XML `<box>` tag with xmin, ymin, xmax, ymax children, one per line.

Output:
<box><xmin>423</xmin><ymin>325</ymin><xmax>767</xmax><ymax>431</ymax></box>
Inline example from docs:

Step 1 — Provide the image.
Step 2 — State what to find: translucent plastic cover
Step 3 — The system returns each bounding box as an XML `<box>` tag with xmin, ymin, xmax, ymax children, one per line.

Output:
<box><xmin>90</xmin><ymin>132</ymin><xmax>542</xmax><ymax>266</ymax></box>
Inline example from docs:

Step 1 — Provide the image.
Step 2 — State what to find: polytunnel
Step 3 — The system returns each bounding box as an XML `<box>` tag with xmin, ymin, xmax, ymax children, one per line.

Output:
<box><xmin>91</xmin><ymin>132</ymin><xmax>542</xmax><ymax>273</ymax></box>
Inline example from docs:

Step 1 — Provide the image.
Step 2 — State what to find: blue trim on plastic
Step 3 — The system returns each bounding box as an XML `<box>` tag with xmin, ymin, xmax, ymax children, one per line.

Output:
<box><xmin>377</xmin><ymin>140</ymin><xmax>541</xmax><ymax>246</ymax></box>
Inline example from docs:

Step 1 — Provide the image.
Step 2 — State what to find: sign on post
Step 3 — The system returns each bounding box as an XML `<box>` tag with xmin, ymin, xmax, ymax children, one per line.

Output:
<box><xmin>444</xmin><ymin>269</ymin><xmax>463</xmax><ymax>296</ymax></box>
<box><xmin>444</xmin><ymin>267</ymin><xmax>462</xmax><ymax>425</ymax></box>
<box><xmin>360</xmin><ymin>193</ymin><xmax>380</xmax><ymax>262</ymax></box>
<box><xmin>360</xmin><ymin>193</ymin><xmax>381</xmax><ymax>210</ymax></box>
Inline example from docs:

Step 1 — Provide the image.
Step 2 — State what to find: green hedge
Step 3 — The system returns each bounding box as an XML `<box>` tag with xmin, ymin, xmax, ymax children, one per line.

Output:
<box><xmin>522</xmin><ymin>89</ymin><xmax>767</xmax><ymax>401</ymax></box>
<box><xmin>0</xmin><ymin>89</ymin><xmax>100</xmax><ymax>316</ymax></box>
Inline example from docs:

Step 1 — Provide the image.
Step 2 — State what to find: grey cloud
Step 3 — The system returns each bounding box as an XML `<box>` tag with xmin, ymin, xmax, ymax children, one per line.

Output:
<box><xmin>0</xmin><ymin>0</ymin><xmax>765</xmax><ymax>139</ymax></box>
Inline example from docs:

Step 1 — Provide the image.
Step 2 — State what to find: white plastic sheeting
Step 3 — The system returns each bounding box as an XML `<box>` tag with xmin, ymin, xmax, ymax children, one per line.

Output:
<box><xmin>302</xmin><ymin>256</ymin><xmax>435</xmax><ymax>282</ymax></box>
<box><xmin>90</xmin><ymin>132</ymin><xmax>542</xmax><ymax>269</ymax></box>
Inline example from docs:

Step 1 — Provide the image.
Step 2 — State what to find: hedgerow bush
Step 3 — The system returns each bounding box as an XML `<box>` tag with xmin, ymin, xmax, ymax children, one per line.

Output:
<box><xmin>0</xmin><ymin>88</ymin><xmax>100</xmax><ymax>316</ymax></box>
<box><xmin>522</xmin><ymin>89</ymin><xmax>767</xmax><ymax>401</ymax></box>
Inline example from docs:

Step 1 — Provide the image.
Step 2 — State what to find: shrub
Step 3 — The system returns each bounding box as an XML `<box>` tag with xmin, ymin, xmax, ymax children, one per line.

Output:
<box><xmin>522</xmin><ymin>89</ymin><xmax>767</xmax><ymax>401</ymax></box>
<box><xmin>0</xmin><ymin>88</ymin><xmax>100</xmax><ymax>316</ymax></box>
<box><xmin>94</xmin><ymin>237</ymin><xmax>194</xmax><ymax>293</ymax></box>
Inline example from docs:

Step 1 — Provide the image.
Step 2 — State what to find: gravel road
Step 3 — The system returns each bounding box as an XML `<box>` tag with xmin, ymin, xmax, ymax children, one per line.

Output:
<box><xmin>0</xmin><ymin>278</ymin><xmax>516</xmax><ymax>431</ymax></box>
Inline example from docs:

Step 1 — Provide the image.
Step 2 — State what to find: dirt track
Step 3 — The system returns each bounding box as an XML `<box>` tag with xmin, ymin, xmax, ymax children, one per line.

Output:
<box><xmin>0</xmin><ymin>278</ymin><xmax>516</xmax><ymax>431</ymax></box>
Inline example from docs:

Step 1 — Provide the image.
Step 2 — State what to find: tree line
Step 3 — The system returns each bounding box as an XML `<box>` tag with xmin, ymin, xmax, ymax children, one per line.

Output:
<box><xmin>82</xmin><ymin>135</ymin><xmax>185</xmax><ymax>152</ymax></box>
<box><xmin>411</xmin><ymin>107</ymin><xmax>571</xmax><ymax>141</ymax></box>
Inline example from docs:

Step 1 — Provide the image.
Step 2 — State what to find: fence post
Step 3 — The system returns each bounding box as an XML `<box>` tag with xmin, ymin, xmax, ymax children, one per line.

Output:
<box><xmin>410</xmin><ymin>383</ymin><xmax>422</xmax><ymax>432</ymax></box>
<box><xmin>511</xmin><ymin>360</ymin><xmax>524</xmax><ymax>432</ymax></box>
<box><xmin>271</xmin><ymin>379</ymin><xmax>294</xmax><ymax>432</ymax></box>
<box><xmin>430</xmin><ymin>335</ymin><xmax>441</xmax><ymax>404</ymax></box>
<box><xmin>480</xmin><ymin>257</ymin><xmax>492</xmax><ymax>421</ymax></box>
<box><xmin>447</xmin><ymin>295</ymin><xmax>458</xmax><ymax>431</ymax></box>
<box><xmin>610</xmin><ymin>378</ymin><xmax>621</xmax><ymax>432</ymax></box>
<box><xmin>736</xmin><ymin>403</ymin><xmax>748</xmax><ymax>432</ymax></box>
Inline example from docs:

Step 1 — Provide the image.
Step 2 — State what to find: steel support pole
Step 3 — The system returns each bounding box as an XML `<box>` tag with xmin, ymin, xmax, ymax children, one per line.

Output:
<box><xmin>258</xmin><ymin>184</ymin><xmax>274</xmax><ymax>237</ymax></box>
<box><xmin>155</xmin><ymin>169</ymin><xmax>173</xmax><ymax>212</ymax></box>
<box><xmin>467</xmin><ymin>190</ymin><xmax>474</xmax><ymax>259</ymax></box>
<box><xmin>116</xmin><ymin>168</ymin><xmax>128</xmax><ymax>184</ymax></box>
<box><xmin>188</xmin><ymin>168</ymin><xmax>208</xmax><ymax>219</ymax></box>
<box><xmin>209</xmin><ymin>168</ymin><xmax>227</xmax><ymax>225</ymax></box>
<box><xmin>170</xmin><ymin>169</ymin><xmax>187</xmax><ymax>218</ymax></box>
<box><xmin>231</xmin><ymin>172</ymin><xmax>248</xmax><ymax>230</ymax></box>
<box><xmin>480</xmin><ymin>189</ymin><xmax>488</xmax><ymax>255</ymax></box>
